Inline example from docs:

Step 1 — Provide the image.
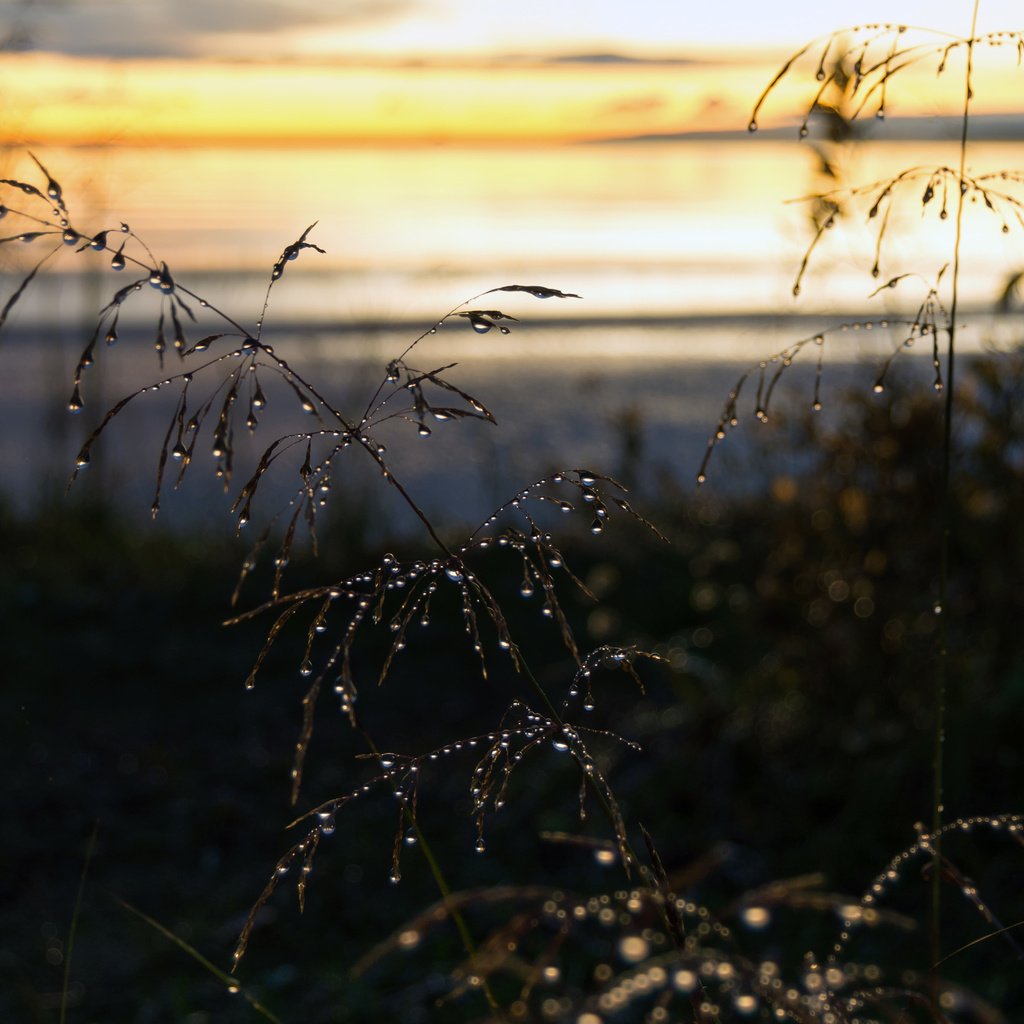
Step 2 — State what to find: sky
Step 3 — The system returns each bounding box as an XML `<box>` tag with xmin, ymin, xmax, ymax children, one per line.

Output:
<box><xmin>1</xmin><ymin>0</ymin><xmax>1023</xmax><ymax>144</ymax></box>
<box><xmin>6</xmin><ymin>0</ymin><xmax>1022</xmax><ymax>59</ymax></box>
<box><xmin>0</xmin><ymin>1</ymin><xmax>1022</xmax><ymax>326</ymax></box>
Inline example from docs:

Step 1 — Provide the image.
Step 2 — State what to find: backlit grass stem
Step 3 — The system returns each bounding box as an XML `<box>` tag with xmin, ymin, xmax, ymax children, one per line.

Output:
<box><xmin>932</xmin><ymin>0</ymin><xmax>981</xmax><ymax>990</ymax></box>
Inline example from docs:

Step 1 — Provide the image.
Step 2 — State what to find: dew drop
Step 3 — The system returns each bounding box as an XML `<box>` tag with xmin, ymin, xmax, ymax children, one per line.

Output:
<box><xmin>733</xmin><ymin>993</ymin><xmax>759</xmax><ymax>1016</ymax></box>
<box><xmin>618</xmin><ymin>935</ymin><xmax>650</xmax><ymax>963</ymax></box>
<box><xmin>741</xmin><ymin>906</ymin><xmax>771</xmax><ymax>929</ymax></box>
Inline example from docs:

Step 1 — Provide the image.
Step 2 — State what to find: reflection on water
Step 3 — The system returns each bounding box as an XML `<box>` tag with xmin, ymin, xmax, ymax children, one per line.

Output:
<box><xmin>1</xmin><ymin>139</ymin><xmax>1020</xmax><ymax>325</ymax></box>
<box><xmin>1</xmin><ymin>138</ymin><xmax>1021</xmax><ymax>528</ymax></box>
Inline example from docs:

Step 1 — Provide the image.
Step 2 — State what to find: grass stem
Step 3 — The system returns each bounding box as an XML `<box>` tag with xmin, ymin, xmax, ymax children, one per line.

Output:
<box><xmin>60</xmin><ymin>821</ymin><xmax>99</xmax><ymax>1024</ymax></box>
<box><xmin>352</xmin><ymin>715</ymin><xmax>507</xmax><ymax>1019</ymax></box>
<box><xmin>117</xmin><ymin>897</ymin><xmax>284</xmax><ymax>1023</ymax></box>
<box><xmin>932</xmin><ymin>0</ymin><xmax>981</xmax><ymax>990</ymax></box>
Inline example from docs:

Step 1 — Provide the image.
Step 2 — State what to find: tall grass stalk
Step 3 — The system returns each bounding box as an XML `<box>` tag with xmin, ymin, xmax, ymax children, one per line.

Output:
<box><xmin>701</xmin><ymin>3</ymin><xmax>1024</xmax><ymax>1003</ymax></box>
<box><xmin>934</xmin><ymin>0</ymin><xmax>982</xmax><ymax>988</ymax></box>
<box><xmin>59</xmin><ymin>821</ymin><xmax>98</xmax><ymax>1024</ymax></box>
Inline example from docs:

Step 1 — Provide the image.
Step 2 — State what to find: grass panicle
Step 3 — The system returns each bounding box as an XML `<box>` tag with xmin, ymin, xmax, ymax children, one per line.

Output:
<box><xmin>705</xmin><ymin>2</ymin><xmax>1021</xmax><ymax>1011</ymax></box>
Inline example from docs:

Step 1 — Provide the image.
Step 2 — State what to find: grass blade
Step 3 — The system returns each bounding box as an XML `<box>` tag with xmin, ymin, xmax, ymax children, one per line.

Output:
<box><xmin>60</xmin><ymin>821</ymin><xmax>99</xmax><ymax>1024</ymax></box>
<box><xmin>116</xmin><ymin>897</ymin><xmax>284</xmax><ymax>1024</ymax></box>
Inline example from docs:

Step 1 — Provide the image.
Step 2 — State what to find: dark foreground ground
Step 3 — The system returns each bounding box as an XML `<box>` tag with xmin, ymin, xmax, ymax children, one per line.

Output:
<box><xmin>5</xmin><ymin>353</ymin><xmax>1024</xmax><ymax>1023</ymax></box>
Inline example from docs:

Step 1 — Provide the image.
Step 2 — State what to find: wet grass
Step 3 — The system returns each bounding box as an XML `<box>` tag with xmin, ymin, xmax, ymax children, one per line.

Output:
<box><xmin>6</xmin><ymin>359</ymin><xmax>1024</xmax><ymax>1020</ymax></box>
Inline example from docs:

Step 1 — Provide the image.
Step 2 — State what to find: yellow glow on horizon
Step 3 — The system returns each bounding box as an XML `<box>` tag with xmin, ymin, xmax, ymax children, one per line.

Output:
<box><xmin>0</xmin><ymin>48</ymin><xmax>1021</xmax><ymax>148</ymax></box>
<box><xmin>0</xmin><ymin>53</ymin><xmax>757</xmax><ymax>146</ymax></box>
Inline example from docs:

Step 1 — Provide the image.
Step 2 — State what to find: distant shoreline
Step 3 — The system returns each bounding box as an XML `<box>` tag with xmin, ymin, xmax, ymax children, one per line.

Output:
<box><xmin>585</xmin><ymin>112</ymin><xmax>1024</xmax><ymax>144</ymax></box>
<box><xmin>4</xmin><ymin>305</ymin><xmax>1015</xmax><ymax>333</ymax></box>
<box><xmin>8</xmin><ymin>115</ymin><xmax>1023</xmax><ymax>149</ymax></box>
<box><xmin>4</xmin><ymin>308</ymin><xmax>1020</xmax><ymax>337</ymax></box>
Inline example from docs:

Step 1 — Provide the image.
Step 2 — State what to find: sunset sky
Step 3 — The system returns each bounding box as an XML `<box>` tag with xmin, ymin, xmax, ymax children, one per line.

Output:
<box><xmin>1</xmin><ymin>0</ymin><xmax>1022</xmax><ymax>145</ymax></box>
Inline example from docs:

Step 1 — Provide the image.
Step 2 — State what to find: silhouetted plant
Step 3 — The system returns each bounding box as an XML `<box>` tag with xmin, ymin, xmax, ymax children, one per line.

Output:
<box><xmin>699</xmin><ymin>5</ymin><xmax>1024</xmax><ymax>1015</ymax></box>
<box><xmin>0</xmin><ymin>151</ymin><xmax>677</xmax><ymax>1017</ymax></box>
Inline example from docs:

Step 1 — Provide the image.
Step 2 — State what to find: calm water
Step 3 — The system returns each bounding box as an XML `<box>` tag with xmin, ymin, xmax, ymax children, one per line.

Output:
<box><xmin>2</xmin><ymin>140</ymin><xmax>1021</xmax><ymax>527</ymax></box>
<box><xmin>2</xmin><ymin>138</ymin><xmax>1022</xmax><ymax>320</ymax></box>
<box><xmin>6</xmin><ymin>315</ymin><xmax>1007</xmax><ymax>535</ymax></box>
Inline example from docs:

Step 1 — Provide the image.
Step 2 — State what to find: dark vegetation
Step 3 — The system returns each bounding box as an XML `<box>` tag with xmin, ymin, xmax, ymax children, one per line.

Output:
<box><xmin>4</xmin><ymin>11</ymin><xmax>1024</xmax><ymax>1024</ymax></box>
<box><xmin>7</xmin><ymin>354</ymin><xmax>1024</xmax><ymax>1021</ymax></box>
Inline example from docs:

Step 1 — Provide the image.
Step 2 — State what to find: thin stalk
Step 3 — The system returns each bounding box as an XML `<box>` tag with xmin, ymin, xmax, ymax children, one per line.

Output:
<box><xmin>60</xmin><ymin>821</ymin><xmax>99</xmax><ymax>1024</ymax></box>
<box><xmin>405</xmin><ymin>819</ymin><xmax>507</xmax><ymax>1019</ymax></box>
<box><xmin>118</xmin><ymin>898</ymin><xmax>283</xmax><ymax>1023</ymax></box>
<box><xmin>353</xmin><ymin>716</ymin><xmax>506</xmax><ymax>1020</ymax></box>
<box><xmin>932</xmin><ymin>0</ymin><xmax>980</xmax><ymax>988</ymax></box>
